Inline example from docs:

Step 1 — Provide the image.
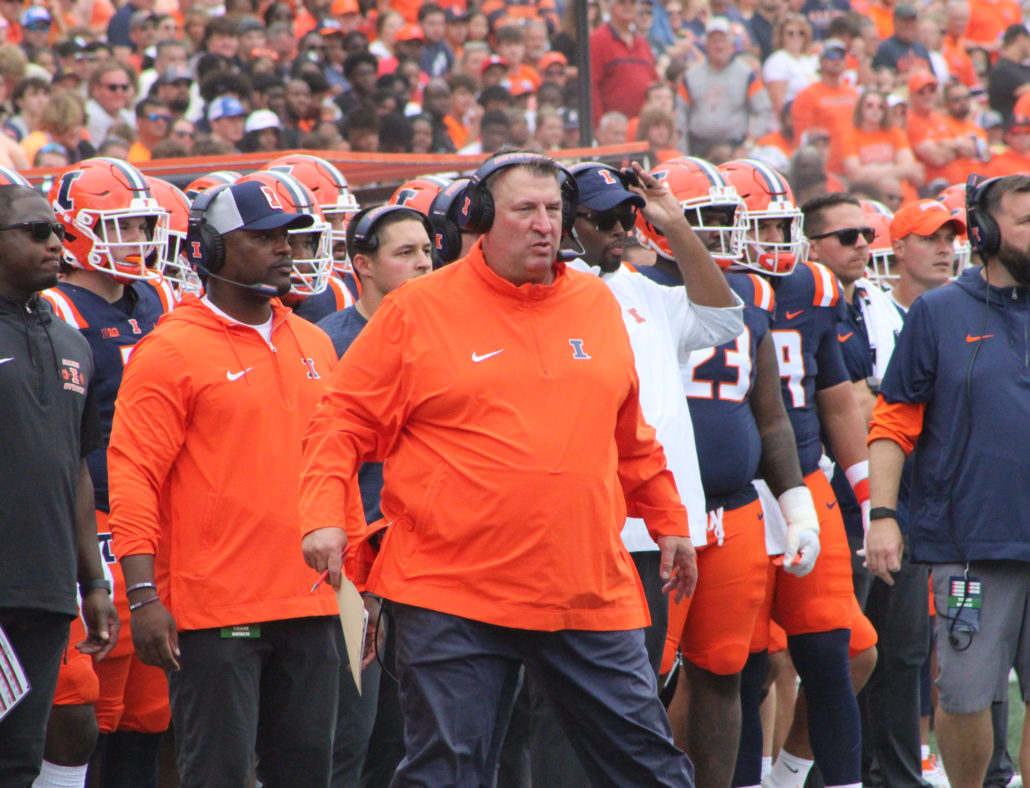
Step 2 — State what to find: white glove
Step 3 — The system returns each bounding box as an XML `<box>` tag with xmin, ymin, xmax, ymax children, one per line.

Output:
<box><xmin>779</xmin><ymin>486</ymin><xmax>821</xmax><ymax>577</ymax></box>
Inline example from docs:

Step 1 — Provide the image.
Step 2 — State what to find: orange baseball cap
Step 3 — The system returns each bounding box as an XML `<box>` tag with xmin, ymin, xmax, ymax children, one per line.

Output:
<box><xmin>890</xmin><ymin>199</ymin><xmax>965</xmax><ymax>242</ymax></box>
<box><xmin>538</xmin><ymin>52</ymin><xmax>567</xmax><ymax>70</ymax></box>
<box><xmin>907</xmin><ymin>70</ymin><xmax>938</xmax><ymax>95</ymax></box>
<box><xmin>396</xmin><ymin>24</ymin><xmax>424</xmax><ymax>42</ymax></box>
<box><xmin>330</xmin><ymin>0</ymin><xmax>359</xmax><ymax>15</ymax></box>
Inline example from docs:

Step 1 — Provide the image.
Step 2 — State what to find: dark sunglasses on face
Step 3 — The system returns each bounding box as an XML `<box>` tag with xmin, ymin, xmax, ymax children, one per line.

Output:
<box><xmin>146</xmin><ymin>113</ymin><xmax>172</xmax><ymax>123</ymax></box>
<box><xmin>0</xmin><ymin>220</ymin><xmax>66</xmax><ymax>242</ymax></box>
<box><xmin>577</xmin><ymin>208</ymin><xmax>636</xmax><ymax>232</ymax></box>
<box><xmin>809</xmin><ymin>226</ymin><xmax>875</xmax><ymax>246</ymax></box>
<box><xmin>104</xmin><ymin>83</ymin><xmax>130</xmax><ymax>91</ymax></box>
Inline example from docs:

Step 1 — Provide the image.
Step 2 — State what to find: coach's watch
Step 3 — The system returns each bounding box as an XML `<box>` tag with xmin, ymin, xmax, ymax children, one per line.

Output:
<box><xmin>865</xmin><ymin>376</ymin><xmax>882</xmax><ymax>395</ymax></box>
<box><xmin>79</xmin><ymin>578</ymin><xmax>112</xmax><ymax>596</ymax></box>
<box><xmin>868</xmin><ymin>507</ymin><xmax>898</xmax><ymax>521</ymax></box>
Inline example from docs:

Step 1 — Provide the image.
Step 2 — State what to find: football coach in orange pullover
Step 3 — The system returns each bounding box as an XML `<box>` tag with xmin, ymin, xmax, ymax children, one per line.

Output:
<box><xmin>107</xmin><ymin>181</ymin><xmax>341</xmax><ymax>787</ymax></box>
<box><xmin>300</xmin><ymin>151</ymin><xmax>699</xmax><ymax>786</ymax></box>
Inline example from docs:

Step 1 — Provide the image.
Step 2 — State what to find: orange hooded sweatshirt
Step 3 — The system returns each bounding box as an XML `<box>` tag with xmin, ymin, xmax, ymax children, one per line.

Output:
<box><xmin>300</xmin><ymin>241</ymin><xmax>688</xmax><ymax>632</ymax></box>
<box><xmin>108</xmin><ymin>297</ymin><xmax>339</xmax><ymax>630</ymax></box>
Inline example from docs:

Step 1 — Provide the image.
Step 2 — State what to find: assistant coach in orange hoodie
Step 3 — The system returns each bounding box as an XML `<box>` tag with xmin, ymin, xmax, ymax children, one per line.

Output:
<box><xmin>107</xmin><ymin>181</ymin><xmax>341</xmax><ymax>788</ymax></box>
<box><xmin>300</xmin><ymin>151</ymin><xmax>698</xmax><ymax>787</ymax></box>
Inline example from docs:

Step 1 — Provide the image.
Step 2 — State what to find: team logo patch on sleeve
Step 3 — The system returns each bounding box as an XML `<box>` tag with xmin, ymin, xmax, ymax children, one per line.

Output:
<box><xmin>60</xmin><ymin>357</ymin><xmax>86</xmax><ymax>394</ymax></box>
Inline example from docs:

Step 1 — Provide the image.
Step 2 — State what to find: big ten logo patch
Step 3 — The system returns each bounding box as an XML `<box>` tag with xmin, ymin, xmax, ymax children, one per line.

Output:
<box><xmin>60</xmin><ymin>358</ymin><xmax>86</xmax><ymax>394</ymax></box>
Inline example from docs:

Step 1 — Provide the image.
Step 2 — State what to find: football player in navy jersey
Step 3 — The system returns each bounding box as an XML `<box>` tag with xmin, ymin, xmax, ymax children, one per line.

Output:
<box><xmin>638</xmin><ymin>158</ymin><xmax>821</xmax><ymax>788</ymax></box>
<box><xmin>717</xmin><ymin>160</ymin><xmax>878</xmax><ymax>788</ymax></box>
<box><xmin>43</xmin><ymin>157</ymin><xmax>175</xmax><ymax>788</ymax></box>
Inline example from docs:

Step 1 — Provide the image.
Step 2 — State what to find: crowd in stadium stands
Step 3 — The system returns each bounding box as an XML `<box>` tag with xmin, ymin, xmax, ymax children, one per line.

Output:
<box><xmin>0</xmin><ymin>0</ymin><xmax>1018</xmax><ymax>182</ymax></box>
<box><xmin>3</xmin><ymin>0</ymin><xmax>1030</xmax><ymax>787</ymax></box>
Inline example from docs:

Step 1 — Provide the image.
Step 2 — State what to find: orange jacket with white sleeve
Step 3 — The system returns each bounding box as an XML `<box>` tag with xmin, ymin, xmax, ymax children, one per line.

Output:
<box><xmin>300</xmin><ymin>241</ymin><xmax>689</xmax><ymax>632</ymax></box>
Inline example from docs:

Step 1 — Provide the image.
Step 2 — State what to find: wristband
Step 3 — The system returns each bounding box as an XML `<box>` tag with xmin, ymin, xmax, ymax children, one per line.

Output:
<box><xmin>869</xmin><ymin>506</ymin><xmax>898</xmax><ymax>521</ymax></box>
<box><xmin>129</xmin><ymin>594</ymin><xmax>160</xmax><ymax>612</ymax></box>
<box><xmin>126</xmin><ymin>582</ymin><xmax>157</xmax><ymax>595</ymax></box>
<box><xmin>79</xmin><ymin>578</ymin><xmax>111</xmax><ymax>596</ymax></box>
<box><xmin>845</xmin><ymin>460</ymin><xmax>870</xmax><ymax>504</ymax></box>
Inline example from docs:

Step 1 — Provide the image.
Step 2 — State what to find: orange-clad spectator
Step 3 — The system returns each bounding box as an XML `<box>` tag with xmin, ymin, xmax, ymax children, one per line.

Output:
<box><xmin>481</xmin><ymin>0</ymin><xmax>559</xmax><ymax>36</ymax></box>
<box><xmin>443</xmin><ymin>71</ymin><xmax>479</xmax><ymax>148</ymax></box>
<box><xmin>842</xmin><ymin>88</ymin><xmax>923</xmax><ymax>199</ymax></box>
<box><xmin>636</xmin><ymin>105</ymin><xmax>684</xmax><ymax>163</ymax></box>
<box><xmin>984</xmin><ymin>114</ymin><xmax>1030</xmax><ymax>175</ymax></box>
<box><xmin>864</xmin><ymin>0</ymin><xmax>896</xmax><ymax>41</ymax></box>
<box><xmin>941</xmin><ymin>0</ymin><xmax>981</xmax><ymax>89</ymax></box>
<box><xmin>127</xmin><ymin>97</ymin><xmax>171</xmax><ymax>163</ymax></box>
<box><xmin>791</xmin><ymin>38</ymin><xmax>858</xmax><ymax>174</ymax></box>
<box><xmin>590</xmin><ymin>0</ymin><xmax>658</xmax><ymax>125</ymax></box>
<box><xmin>964</xmin><ymin>0</ymin><xmax>1021</xmax><ymax>52</ymax></box>
<box><xmin>329</xmin><ymin>0</ymin><xmax>364</xmax><ymax>35</ymax></box>
<box><xmin>627</xmin><ymin>82</ymin><xmax>682</xmax><ymax>146</ymax></box>
<box><xmin>293</xmin><ymin>0</ymin><xmax>327</xmax><ymax>38</ymax></box>
<box><xmin>941</xmin><ymin>81</ymin><xmax>989</xmax><ymax>180</ymax></box>
<box><xmin>495</xmin><ymin>24</ymin><xmax>541</xmax><ymax>90</ymax></box>
<box><xmin>906</xmin><ymin>71</ymin><xmax>975</xmax><ymax>186</ymax></box>
<box><xmin>0</xmin><ymin>0</ymin><xmax>21</xmax><ymax>44</ymax></box>
<box><xmin>755</xmin><ymin>103</ymin><xmax>796</xmax><ymax>158</ymax></box>
<box><xmin>538</xmin><ymin>51</ymin><xmax>569</xmax><ymax>86</ymax></box>
<box><xmin>22</xmin><ymin>90</ymin><xmax>92</xmax><ymax>165</ymax></box>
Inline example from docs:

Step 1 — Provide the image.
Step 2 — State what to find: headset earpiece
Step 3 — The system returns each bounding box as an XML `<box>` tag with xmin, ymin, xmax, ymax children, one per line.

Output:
<box><xmin>966</xmin><ymin>174</ymin><xmax>1004</xmax><ymax>260</ymax></box>
<box><xmin>428</xmin><ymin>179</ymin><xmax>468</xmax><ymax>264</ymax></box>
<box><xmin>187</xmin><ymin>184</ymin><xmax>230</xmax><ymax>273</ymax></box>
<box><xmin>350</xmin><ymin>204</ymin><xmax>435</xmax><ymax>259</ymax></box>
<box><xmin>460</xmin><ymin>152</ymin><xmax>579</xmax><ymax>235</ymax></box>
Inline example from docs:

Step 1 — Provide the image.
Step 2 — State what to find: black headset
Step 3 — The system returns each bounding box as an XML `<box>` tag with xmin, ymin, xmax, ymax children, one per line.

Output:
<box><xmin>347</xmin><ymin>204</ymin><xmax>435</xmax><ymax>257</ymax></box>
<box><xmin>428</xmin><ymin>178</ymin><xmax>470</xmax><ymax>265</ymax></box>
<box><xmin>458</xmin><ymin>151</ymin><xmax>579</xmax><ymax>235</ymax></box>
<box><xmin>965</xmin><ymin>174</ymin><xmax>1005</xmax><ymax>261</ymax></box>
<box><xmin>187</xmin><ymin>184</ymin><xmax>231</xmax><ymax>274</ymax></box>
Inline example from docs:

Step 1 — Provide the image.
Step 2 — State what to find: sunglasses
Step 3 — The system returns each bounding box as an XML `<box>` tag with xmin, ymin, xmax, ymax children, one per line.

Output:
<box><xmin>104</xmin><ymin>83</ymin><xmax>131</xmax><ymax>91</ymax></box>
<box><xmin>146</xmin><ymin>113</ymin><xmax>172</xmax><ymax>123</ymax></box>
<box><xmin>0</xmin><ymin>220</ymin><xmax>65</xmax><ymax>242</ymax></box>
<box><xmin>172</xmin><ymin>129</ymin><xmax>195</xmax><ymax>138</ymax></box>
<box><xmin>809</xmin><ymin>226</ymin><xmax>875</xmax><ymax>246</ymax></box>
<box><xmin>822</xmin><ymin>48</ymin><xmax>846</xmax><ymax>59</ymax></box>
<box><xmin>25</xmin><ymin>22</ymin><xmax>50</xmax><ymax>30</ymax></box>
<box><xmin>577</xmin><ymin>208</ymin><xmax>636</xmax><ymax>232</ymax></box>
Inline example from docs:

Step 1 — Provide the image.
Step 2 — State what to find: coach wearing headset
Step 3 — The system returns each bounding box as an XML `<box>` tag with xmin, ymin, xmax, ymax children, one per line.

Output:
<box><xmin>107</xmin><ymin>181</ymin><xmax>342</xmax><ymax>787</ymax></box>
<box><xmin>300</xmin><ymin>151</ymin><xmax>697</xmax><ymax>786</ymax></box>
<box><xmin>867</xmin><ymin>174</ymin><xmax>1030</xmax><ymax>788</ymax></box>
